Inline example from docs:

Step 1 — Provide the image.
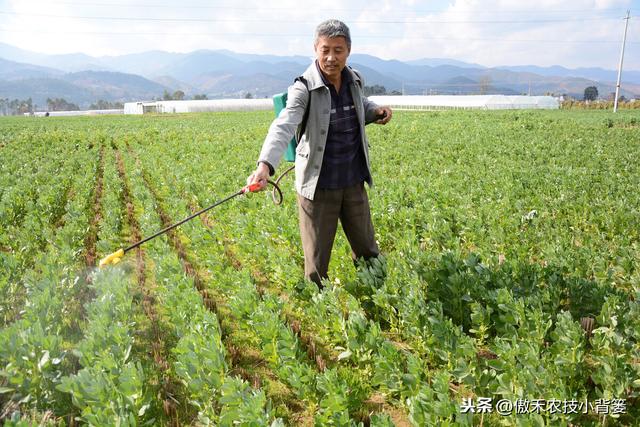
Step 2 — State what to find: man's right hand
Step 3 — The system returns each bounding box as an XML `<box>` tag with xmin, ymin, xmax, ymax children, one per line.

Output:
<box><xmin>246</xmin><ymin>162</ymin><xmax>271</xmax><ymax>191</ymax></box>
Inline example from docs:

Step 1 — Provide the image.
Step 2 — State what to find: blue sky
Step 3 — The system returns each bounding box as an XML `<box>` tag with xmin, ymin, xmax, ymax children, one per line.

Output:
<box><xmin>0</xmin><ymin>0</ymin><xmax>638</xmax><ymax>70</ymax></box>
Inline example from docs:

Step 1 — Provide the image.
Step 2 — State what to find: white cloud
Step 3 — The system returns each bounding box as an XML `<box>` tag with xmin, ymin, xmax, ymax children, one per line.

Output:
<box><xmin>363</xmin><ymin>0</ymin><xmax>638</xmax><ymax>69</ymax></box>
<box><xmin>0</xmin><ymin>0</ymin><xmax>637</xmax><ymax>69</ymax></box>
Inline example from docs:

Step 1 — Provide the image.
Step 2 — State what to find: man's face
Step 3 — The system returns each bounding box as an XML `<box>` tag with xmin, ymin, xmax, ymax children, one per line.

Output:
<box><xmin>314</xmin><ymin>36</ymin><xmax>350</xmax><ymax>81</ymax></box>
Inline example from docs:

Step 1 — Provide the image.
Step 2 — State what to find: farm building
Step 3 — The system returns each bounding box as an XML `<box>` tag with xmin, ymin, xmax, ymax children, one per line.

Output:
<box><xmin>28</xmin><ymin>109</ymin><xmax>124</xmax><ymax>117</ymax></box>
<box><xmin>124</xmin><ymin>99</ymin><xmax>273</xmax><ymax>114</ymax></box>
<box><xmin>368</xmin><ymin>95</ymin><xmax>560</xmax><ymax>110</ymax></box>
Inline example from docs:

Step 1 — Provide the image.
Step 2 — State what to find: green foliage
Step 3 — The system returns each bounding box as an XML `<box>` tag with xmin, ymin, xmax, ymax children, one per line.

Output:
<box><xmin>89</xmin><ymin>99</ymin><xmax>124</xmax><ymax>110</ymax></box>
<box><xmin>2</xmin><ymin>109</ymin><xmax>639</xmax><ymax>425</ymax></box>
<box><xmin>57</xmin><ymin>269</ymin><xmax>150</xmax><ymax>425</ymax></box>
<box><xmin>589</xmin><ymin>296</ymin><xmax>638</xmax><ymax>407</ymax></box>
<box><xmin>218</xmin><ymin>377</ymin><xmax>273</xmax><ymax>426</ymax></box>
<box><xmin>583</xmin><ymin>86</ymin><xmax>599</xmax><ymax>101</ymax></box>
<box><xmin>58</xmin><ymin>362</ymin><xmax>147</xmax><ymax>426</ymax></box>
<box><xmin>315</xmin><ymin>368</ymin><xmax>370</xmax><ymax>426</ymax></box>
<box><xmin>407</xmin><ymin>371</ymin><xmax>471</xmax><ymax>426</ymax></box>
<box><xmin>173</xmin><ymin>327</ymin><xmax>227</xmax><ymax>401</ymax></box>
<box><xmin>46</xmin><ymin>97</ymin><xmax>79</xmax><ymax>111</ymax></box>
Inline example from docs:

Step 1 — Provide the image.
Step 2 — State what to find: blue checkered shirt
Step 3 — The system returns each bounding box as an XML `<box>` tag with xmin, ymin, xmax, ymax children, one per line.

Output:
<box><xmin>316</xmin><ymin>64</ymin><xmax>370</xmax><ymax>190</ymax></box>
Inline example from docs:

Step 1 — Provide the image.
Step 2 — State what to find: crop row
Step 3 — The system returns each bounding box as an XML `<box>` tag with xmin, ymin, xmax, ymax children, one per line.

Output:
<box><xmin>0</xmin><ymin>130</ymin><xmax>105</xmax><ymax>325</ymax></box>
<box><xmin>118</xmin><ymin>144</ymin><xmax>280</xmax><ymax>425</ymax></box>
<box><xmin>0</xmin><ymin>131</ymin><xmax>105</xmax><ymax>422</ymax></box>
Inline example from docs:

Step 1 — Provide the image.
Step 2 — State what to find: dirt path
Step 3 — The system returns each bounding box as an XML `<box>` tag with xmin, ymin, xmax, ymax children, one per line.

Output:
<box><xmin>115</xmin><ymin>149</ymin><xmax>180</xmax><ymax>425</ymax></box>
<box><xmin>83</xmin><ymin>146</ymin><xmax>105</xmax><ymax>268</ymax></box>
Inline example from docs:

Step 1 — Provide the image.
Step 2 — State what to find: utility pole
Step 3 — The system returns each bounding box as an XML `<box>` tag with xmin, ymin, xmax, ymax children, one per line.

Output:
<box><xmin>614</xmin><ymin>10</ymin><xmax>630</xmax><ymax>113</ymax></box>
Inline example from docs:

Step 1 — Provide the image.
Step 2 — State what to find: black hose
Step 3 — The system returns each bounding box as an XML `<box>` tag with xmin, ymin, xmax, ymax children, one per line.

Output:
<box><xmin>267</xmin><ymin>179</ymin><xmax>284</xmax><ymax>206</ymax></box>
<box><xmin>270</xmin><ymin>165</ymin><xmax>294</xmax><ymax>205</ymax></box>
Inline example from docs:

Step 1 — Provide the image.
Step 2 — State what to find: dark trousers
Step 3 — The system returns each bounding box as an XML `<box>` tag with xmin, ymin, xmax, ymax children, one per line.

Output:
<box><xmin>297</xmin><ymin>182</ymin><xmax>379</xmax><ymax>286</ymax></box>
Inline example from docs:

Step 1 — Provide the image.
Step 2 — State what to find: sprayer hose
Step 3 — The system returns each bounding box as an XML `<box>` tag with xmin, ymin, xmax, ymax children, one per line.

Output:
<box><xmin>270</xmin><ymin>165</ymin><xmax>294</xmax><ymax>205</ymax></box>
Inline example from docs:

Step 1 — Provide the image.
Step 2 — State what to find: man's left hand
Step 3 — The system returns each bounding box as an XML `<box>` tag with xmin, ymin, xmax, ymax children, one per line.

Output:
<box><xmin>374</xmin><ymin>106</ymin><xmax>392</xmax><ymax>124</ymax></box>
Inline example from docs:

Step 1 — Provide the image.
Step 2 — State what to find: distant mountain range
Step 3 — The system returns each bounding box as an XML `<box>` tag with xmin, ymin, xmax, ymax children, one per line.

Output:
<box><xmin>1</xmin><ymin>42</ymin><xmax>639</xmax><ymax>109</ymax></box>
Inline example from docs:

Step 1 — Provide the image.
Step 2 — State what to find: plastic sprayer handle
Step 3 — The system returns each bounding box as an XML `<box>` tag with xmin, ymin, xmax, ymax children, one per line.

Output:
<box><xmin>99</xmin><ymin>248</ymin><xmax>125</xmax><ymax>269</ymax></box>
<box><xmin>242</xmin><ymin>182</ymin><xmax>265</xmax><ymax>194</ymax></box>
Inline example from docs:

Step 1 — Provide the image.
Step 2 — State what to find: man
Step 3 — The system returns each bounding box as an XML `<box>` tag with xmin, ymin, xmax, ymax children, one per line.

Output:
<box><xmin>247</xmin><ymin>19</ymin><xmax>392</xmax><ymax>287</ymax></box>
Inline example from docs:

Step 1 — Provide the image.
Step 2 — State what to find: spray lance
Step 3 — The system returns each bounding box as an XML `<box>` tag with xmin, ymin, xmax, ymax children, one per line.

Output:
<box><xmin>99</xmin><ymin>180</ymin><xmax>283</xmax><ymax>268</ymax></box>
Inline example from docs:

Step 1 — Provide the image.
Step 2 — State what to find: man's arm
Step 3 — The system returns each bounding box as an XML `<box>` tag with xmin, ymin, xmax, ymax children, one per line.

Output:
<box><xmin>363</xmin><ymin>96</ymin><xmax>392</xmax><ymax>125</ymax></box>
<box><xmin>247</xmin><ymin>80</ymin><xmax>309</xmax><ymax>189</ymax></box>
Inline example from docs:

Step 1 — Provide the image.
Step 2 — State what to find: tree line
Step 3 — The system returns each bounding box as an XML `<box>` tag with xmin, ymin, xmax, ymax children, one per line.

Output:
<box><xmin>0</xmin><ymin>98</ymin><xmax>127</xmax><ymax>115</ymax></box>
<box><xmin>0</xmin><ymin>92</ymin><xmax>205</xmax><ymax>115</ymax></box>
<box><xmin>582</xmin><ymin>86</ymin><xmax>634</xmax><ymax>103</ymax></box>
<box><xmin>161</xmin><ymin>90</ymin><xmax>208</xmax><ymax>100</ymax></box>
<box><xmin>0</xmin><ymin>98</ymin><xmax>33</xmax><ymax>116</ymax></box>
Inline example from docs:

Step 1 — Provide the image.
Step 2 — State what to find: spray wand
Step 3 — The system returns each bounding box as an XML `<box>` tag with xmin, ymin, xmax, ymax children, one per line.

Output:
<box><xmin>99</xmin><ymin>180</ymin><xmax>282</xmax><ymax>268</ymax></box>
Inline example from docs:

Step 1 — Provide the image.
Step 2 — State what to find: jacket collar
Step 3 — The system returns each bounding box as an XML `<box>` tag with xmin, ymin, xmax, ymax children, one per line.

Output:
<box><xmin>303</xmin><ymin>61</ymin><xmax>360</xmax><ymax>91</ymax></box>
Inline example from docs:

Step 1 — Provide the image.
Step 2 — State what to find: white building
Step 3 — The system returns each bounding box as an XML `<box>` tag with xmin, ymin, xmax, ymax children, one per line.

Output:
<box><xmin>124</xmin><ymin>99</ymin><xmax>273</xmax><ymax>114</ymax></box>
<box><xmin>29</xmin><ymin>109</ymin><xmax>124</xmax><ymax>117</ymax></box>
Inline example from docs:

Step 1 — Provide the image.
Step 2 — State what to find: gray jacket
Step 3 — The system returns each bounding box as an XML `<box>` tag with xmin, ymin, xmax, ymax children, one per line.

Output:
<box><xmin>258</xmin><ymin>62</ymin><xmax>380</xmax><ymax>200</ymax></box>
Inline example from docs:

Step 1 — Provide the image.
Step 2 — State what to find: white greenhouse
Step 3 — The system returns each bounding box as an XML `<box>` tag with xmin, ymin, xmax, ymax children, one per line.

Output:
<box><xmin>368</xmin><ymin>95</ymin><xmax>559</xmax><ymax>110</ymax></box>
<box><xmin>121</xmin><ymin>95</ymin><xmax>559</xmax><ymax>115</ymax></box>
<box><xmin>124</xmin><ymin>99</ymin><xmax>273</xmax><ymax>115</ymax></box>
<box><xmin>28</xmin><ymin>109</ymin><xmax>124</xmax><ymax>117</ymax></box>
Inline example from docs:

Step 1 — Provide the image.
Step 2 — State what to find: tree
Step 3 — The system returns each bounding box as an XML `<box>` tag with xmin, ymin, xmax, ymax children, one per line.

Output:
<box><xmin>89</xmin><ymin>100</ymin><xmax>124</xmax><ymax>110</ymax></box>
<box><xmin>162</xmin><ymin>90</ymin><xmax>185</xmax><ymax>101</ymax></box>
<box><xmin>0</xmin><ymin>98</ymin><xmax>38</xmax><ymax>115</ymax></box>
<box><xmin>583</xmin><ymin>86</ymin><xmax>598</xmax><ymax>101</ymax></box>
<box><xmin>363</xmin><ymin>85</ymin><xmax>387</xmax><ymax>96</ymax></box>
<box><xmin>244</xmin><ymin>92</ymin><xmax>253</xmax><ymax>99</ymax></box>
<box><xmin>193</xmin><ymin>94</ymin><xmax>208</xmax><ymax>100</ymax></box>
<box><xmin>19</xmin><ymin>98</ymin><xmax>32</xmax><ymax>114</ymax></box>
<box><xmin>46</xmin><ymin>98</ymin><xmax>79</xmax><ymax>111</ymax></box>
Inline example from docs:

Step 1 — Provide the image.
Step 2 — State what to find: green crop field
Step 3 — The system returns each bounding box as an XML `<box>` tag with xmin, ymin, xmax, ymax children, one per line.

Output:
<box><xmin>1</xmin><ymin>109</ymin><xmax>639</xmax><ymax>426</ymax></box>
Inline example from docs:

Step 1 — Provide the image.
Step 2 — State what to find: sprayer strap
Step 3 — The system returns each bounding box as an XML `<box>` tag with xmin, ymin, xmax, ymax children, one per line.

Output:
<box><xmin>294</xmin><ymin>76</ymin><xmax>310</xmax><ymax>144</ymax></box>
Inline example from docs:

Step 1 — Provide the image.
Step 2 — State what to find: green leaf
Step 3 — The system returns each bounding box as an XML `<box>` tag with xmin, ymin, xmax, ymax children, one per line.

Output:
<box><xmin>337</xmin><ymin>350</ymin><xmax>352</xmax><ymax>361</ymax></box>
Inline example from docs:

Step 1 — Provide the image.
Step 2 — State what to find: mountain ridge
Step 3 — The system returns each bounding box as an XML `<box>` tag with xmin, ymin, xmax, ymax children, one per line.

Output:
<box><xmin>1</xmin><ymin>42</ymin><xmax>638</xmax><ymax>109</ymax></box>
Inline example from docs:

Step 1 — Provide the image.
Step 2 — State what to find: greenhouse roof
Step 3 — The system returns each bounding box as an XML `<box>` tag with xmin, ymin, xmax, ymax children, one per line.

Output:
<box><xmin>368</xmin><ymin>95</ymin><xmax>559</xmax><ymax>110</ymax></box>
